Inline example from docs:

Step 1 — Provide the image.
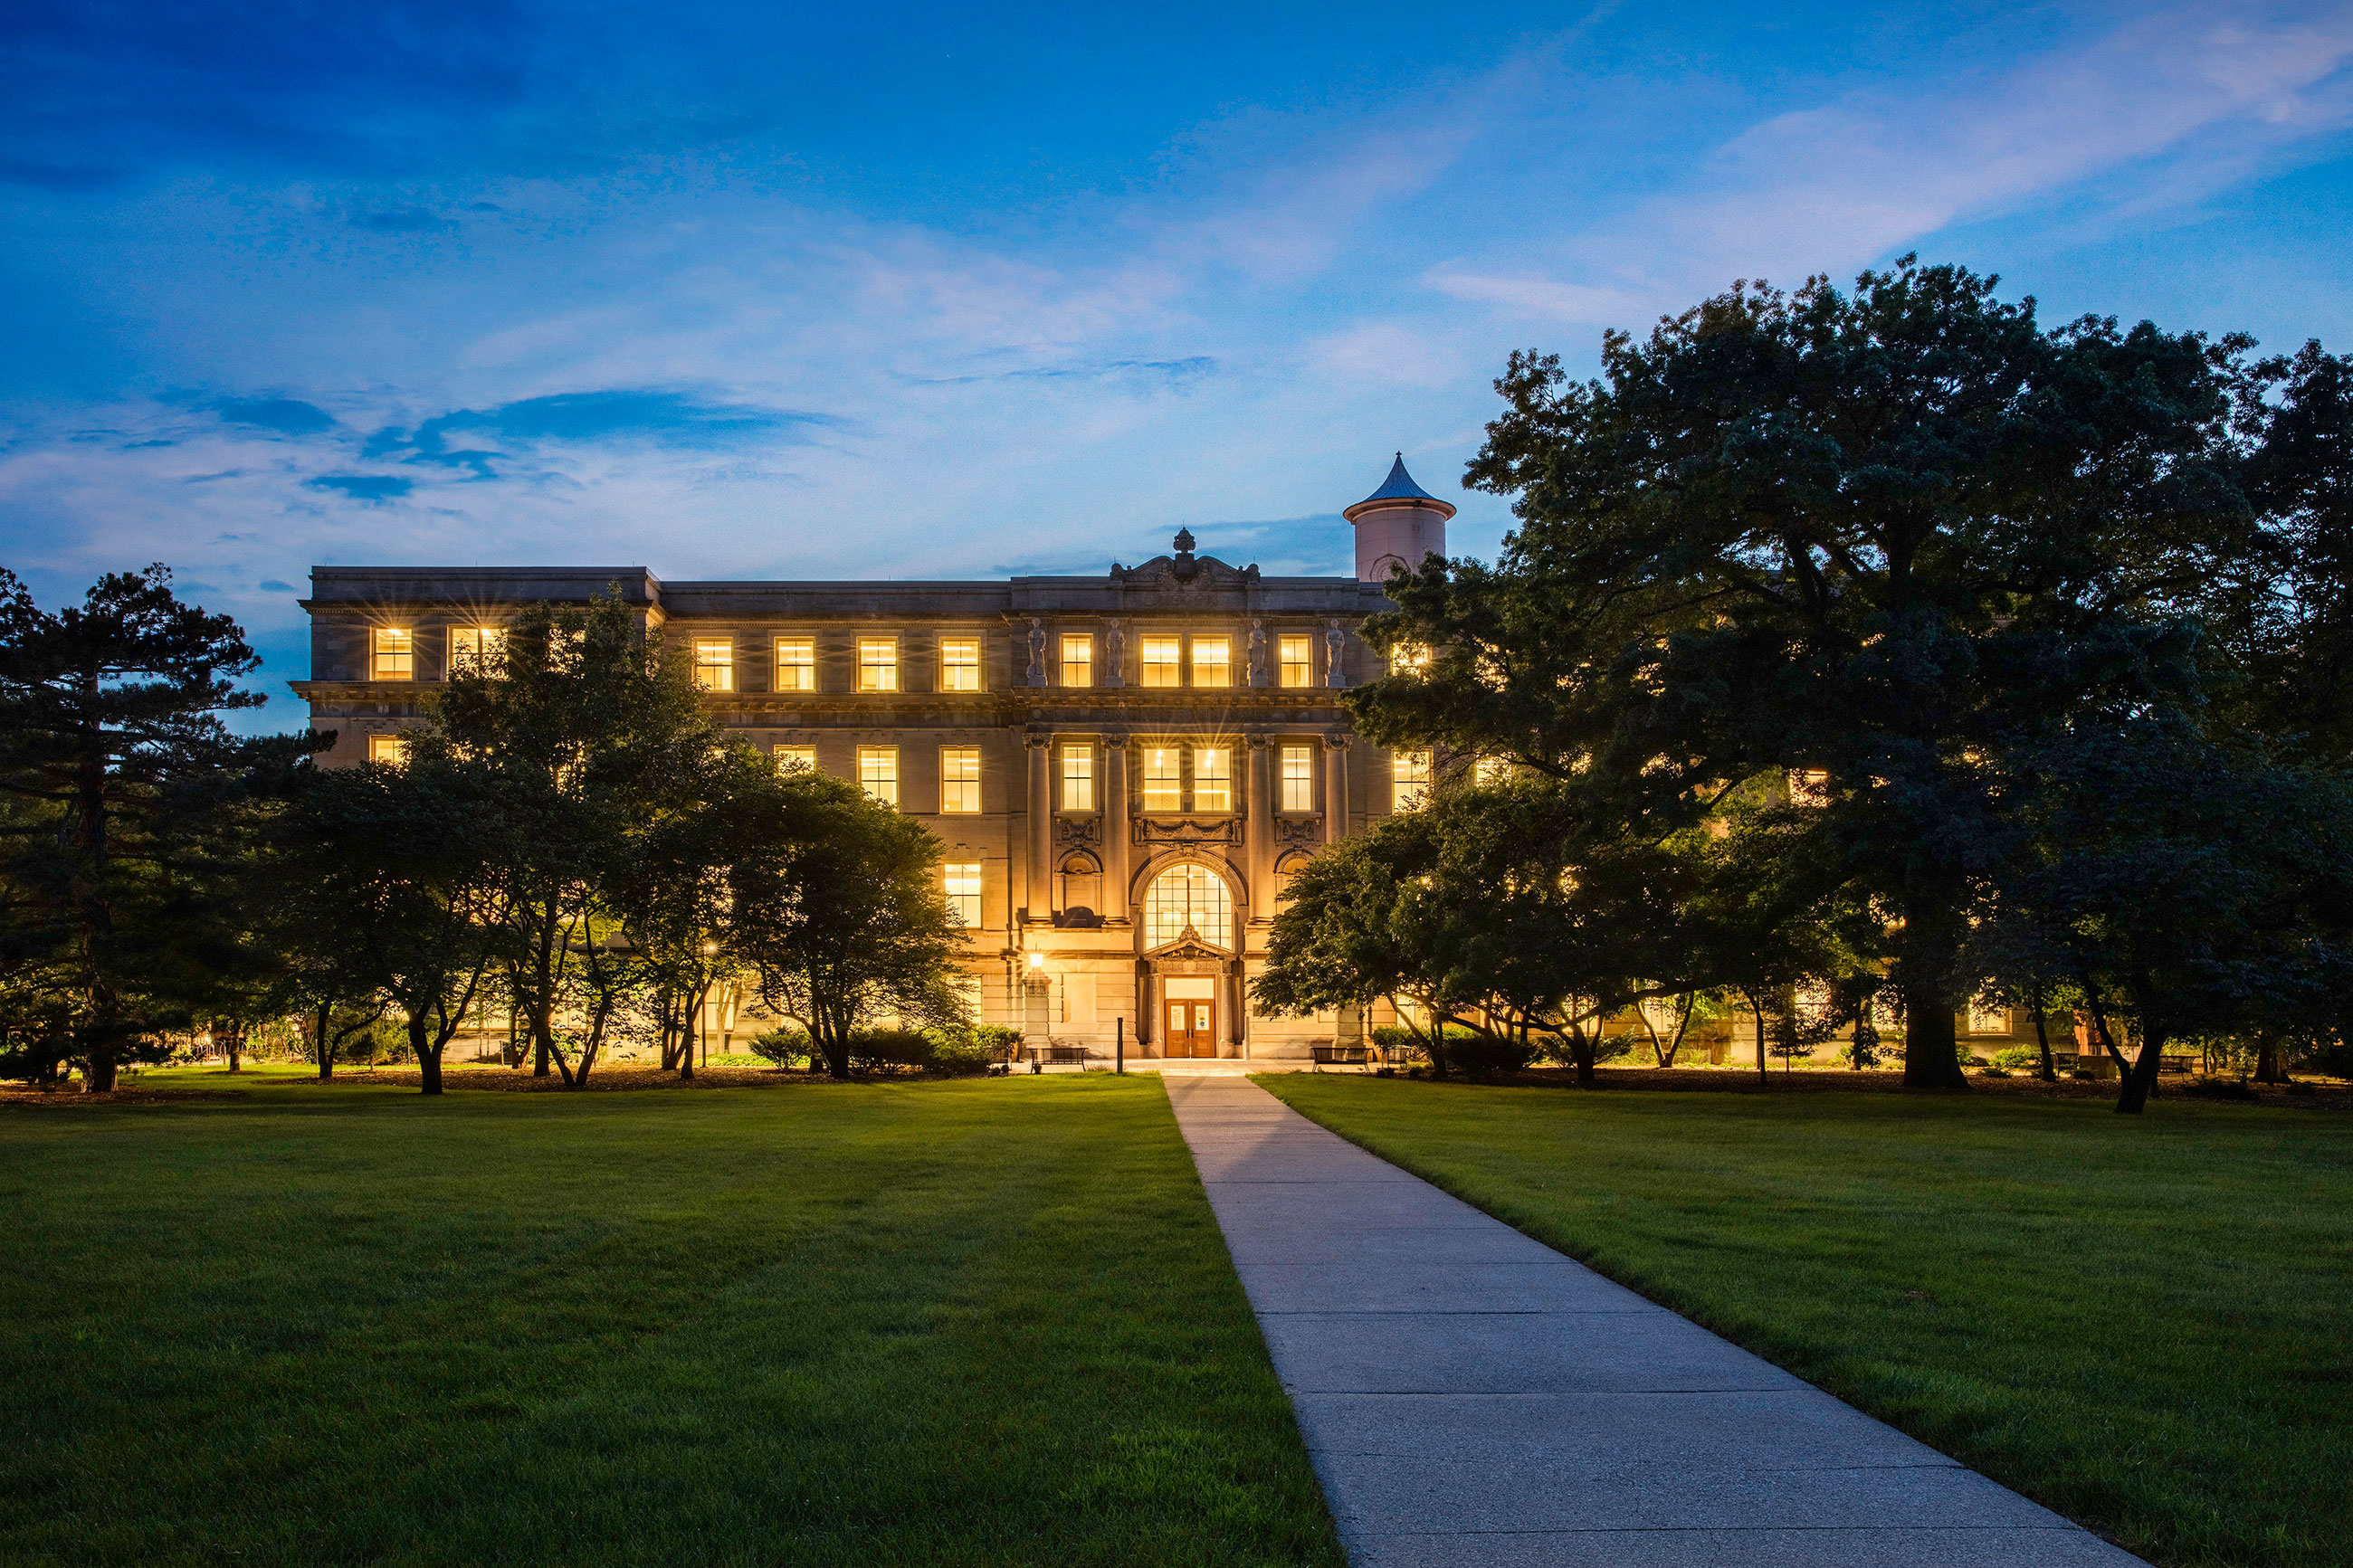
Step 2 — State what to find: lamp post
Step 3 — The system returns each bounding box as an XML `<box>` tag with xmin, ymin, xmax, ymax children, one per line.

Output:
<box><xmin>1025</xmin><ymin>949</ymin><xmax>1047</xmax><ymax>1071</ymax></box>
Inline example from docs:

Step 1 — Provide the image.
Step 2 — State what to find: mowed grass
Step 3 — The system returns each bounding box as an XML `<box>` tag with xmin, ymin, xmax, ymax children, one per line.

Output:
<box><xmin>0</xmin><ymin>1078</ymin><xmax>1344</xmax><ymax>1567</ymax></box>
<box><xmin>1262</xmin><ymin>1076</ymin><xmax>2353</xmax><ymax>1568</ymax></box>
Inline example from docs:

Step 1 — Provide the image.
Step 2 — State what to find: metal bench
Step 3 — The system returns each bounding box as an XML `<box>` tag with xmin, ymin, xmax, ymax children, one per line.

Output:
<box><xmin>1311</xmin><ymin>1044</ymin><xmax>1371</xmax><ymax>1071</ymax></box>
<box><xmin>1026</xmin><ymin>1044</ymin><xmax>1091</xmax><ymax>1073</ymax></box>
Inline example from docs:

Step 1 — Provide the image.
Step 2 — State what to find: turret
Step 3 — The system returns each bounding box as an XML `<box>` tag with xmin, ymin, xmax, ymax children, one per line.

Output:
<box><xmin>1343</xmin><ymin>452</ymin><xmax>1454</xmax><ymax>583</ymax></box>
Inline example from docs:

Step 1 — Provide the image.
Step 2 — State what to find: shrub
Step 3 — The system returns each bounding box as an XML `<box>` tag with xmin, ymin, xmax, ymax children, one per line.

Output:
<box><xmin>2296</xmin><ymin>1037</ymin><xmax>2353</xmax><ymax>1080</ymax></box>
<box><xmin>1992</xmin><ymin>1046</ymin><xmax>2041</xmax><ymax>1071</ymax></box>
<box><xmin>748</xmin><ymin>1030</ymin><xmax>813</xmax><ymax>1069</ymax></box>
<box><xmin>2186</xmin><ymin>1077</ymin><xmax>2259</xmax><ymax>1101</ymax></box>
<box><xmin>1445</xmin><ymin>1035</ymin><xmax>1534</xmax><ymax>1079</ymax></box>
<box><xmin>925</xmin><ymin>1024</ymin><xmax>1020</xmax><ymax>1076</ymax></box>
<box><xmin>848</xmin><ymin>1028</ymin><xmax>936</xmax><ymax>1073</ymax></box>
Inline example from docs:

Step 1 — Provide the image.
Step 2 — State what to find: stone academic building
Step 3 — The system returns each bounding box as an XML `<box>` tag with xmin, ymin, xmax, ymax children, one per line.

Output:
<box><xmin>291</xmin><ymin>457</ymin><xmax>1461</xmax><ymax>1061</ymax></box>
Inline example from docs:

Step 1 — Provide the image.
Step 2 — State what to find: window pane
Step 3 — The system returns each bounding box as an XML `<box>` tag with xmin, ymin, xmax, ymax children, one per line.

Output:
<box><xmin>1191</xmin><ymin>637</ymin><xmax>1230</xmax><ymax>688</ymax></box>
<box><xmin>1061</xmin><ymin>746</ymin><xmax>1094</xmax><ymax>812</ymax></box>
<box><xmin>1387</xmin><ymin>642</ymin><xmax>1429</xmax><ymax>676</ymax></box>
<box><xmin>1142</xmin><ymin>746</ymin><xmax>1182</xmax><ymax>812</ymax></box>
<box><xmin>1279</xmin><ymin>634</ymin><xmax>1311</xmax><ymax>688</ymax></box>
<box><xmin>373</xmin><ymin>627</ymin><xmax>413</xmax><ymax>680</ymax></box>
<box><xmin>1140</xmin><ymin>636</ymin><xmax>1180</xmax><ymax>688</ymax></box>
<box><xmin>945</xmin><ymin>862</ymin><xmax>982</xmax><ymax>929</ymax></box>
<box><xmin>1475</xmin><ymin>755</ymin><xmax>1509</xmax><ymax>784</ymax></box>
<box><xmin>449</xmin><ymin>625</ymin><xmax>504</xmax><ymax>675</ymax></box>
<box><xmin>1144</xmin><ymin>863</ymin><xmax>1231</xmax><ymax>948</ymax></box>
<box><xmin>939</xmin><ymin>746</ymin><xmax>981</xmax><ymax>813</ymax></box>
<box><xmin>1193</xmin><ymin>747</ymin><xmax>1231</xmax><ymax>812</ymax></box>
<box><xmin>859</xmin><ymin>639</ymin><xmax>899</xmax><ymax>692</ymax></box>
<box><xmin>939</xmin><ymin>637</ymin><xmax>981</xmax><ymax>692</ymax></box>
<box><xmin>775</xmin><ymin>638</ymin><xmax>814</xmax><ymax>691</ymax></box>
<box><xmin>367</xmin><ymin>732</ymin><xmax>408</xmax><ymax>765</ymax></box>
<box><xmin>773</xmin><ymin>746</ymin><xmax>816</xmax><ymax>773</ymax></box>
<box><xmin>1393</xmin><ymin>748</ymin><xmax>1431</xmax><ymax>811</ymax></box>
<box><xmin>1061</xmin><ymin>634</ymin><xmax>1092</xmax><ymax>688</ymax></box>
<box><xmin>858</xmin><ymin>746</ymin><xmax>899</xmax><ymax>806</ymax></box>
<box><xmin>1280</xmin><ymin>745</ymin><xmax>1314</xmax><ymax>812</ymax></box>
<box><xmin>694</xmin><ymin>639</ymin><xmax>734</xmax><ymax>691</ymax></box>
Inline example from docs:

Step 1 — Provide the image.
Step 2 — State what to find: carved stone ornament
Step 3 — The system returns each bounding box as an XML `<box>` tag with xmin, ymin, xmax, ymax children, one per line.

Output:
<box><xmin>1324</xmin><ymin>619</ymin><xmax>1348</xmax><ymax>689</ymax></box>
<box><xmin>1024</xmin><ymin>728</ymin><xmax>1052</xmax><ymax>749</ymax></box>
<box><xmin>1026</xmin><ymin>618</ymin><xmax>1046</xmax><ymax>686</ymax></box>
<box><xmin>1324</xmin><ymin>730</ymin><xmax>1352</xmax><ymax>751</ymax></box>
<box><xmin>1054</xmin><ymin>816</ymin><xmax>1103</xmax><ymax>848</ymax></box>
<box><xmin>1103</xmin><ymin>619</ymin><xmax>1125</xmax><ymax>687</ymax></box>
<box><xmin>1273</xmin><ymin>817</ymin><xmax>1322</xmax><ymax>847</ymax></box>
<box><xmin>1248</xmin><ymin>619</ymin><xmax>1267</xmax><ymax>686</ymax></box>
<box><xmin>1133</xmin><ymin>817</ymin><xmax>1240</xmax><ymax>846</ymax></box>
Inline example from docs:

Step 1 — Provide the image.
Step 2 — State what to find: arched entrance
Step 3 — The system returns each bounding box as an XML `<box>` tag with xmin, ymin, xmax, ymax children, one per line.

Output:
<box><xmin>1141</xmin><ymin>862</ymin><xmax>1235</xmax><ymax>1059</ymax></box>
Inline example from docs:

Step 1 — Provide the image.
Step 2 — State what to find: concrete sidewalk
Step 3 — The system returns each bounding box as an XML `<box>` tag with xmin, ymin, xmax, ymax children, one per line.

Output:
<box><xmin>1165</xmin><ymin>1074</ymin><xmax>2147</xmax><ymax>1568</ymax></box>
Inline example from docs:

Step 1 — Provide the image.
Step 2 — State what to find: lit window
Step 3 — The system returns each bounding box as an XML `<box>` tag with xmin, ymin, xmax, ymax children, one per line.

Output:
<box><xmin>1194</xmin><ymin>747</ymin><xmax>1232</xmax><ymax>812</ymax></box>
<box><xmin>1144</xmin><ymin>863</ymin><xmax>1231</xmax><ymax>948</ymax></box>
<box><xmin>773</xmin><ymin>746</ymin><xmax>816</xmax><ymax>773</ymax></box>
<box><xmin>1967</xmin><ymin>1000</ymin><xmax>2008</xmax><ymax>1035</ymax></box>
<box><xmin>859</xmin><ymin>639</ymin><xmax>899</xmax><ymax>692</ymax></box>
<box><xmin>774</xmin><ymin>638</ymin><xmax>814</xmax><ymax>691</ymax></box>
<box><xmin>1061</xmin><ymin>634</ymin><xmax>1092</xmax><ymax>688</ymax></box>
<box><xmin>1789</xmin><ymin>768</ymin><xmax>1831</xmax><ymax>806</ymax></box>
<box><xmin>448</xmin><ymin>626</ymin><xmax>504</xmax><ymax>675</ymax></box>
<box><xmin>1388</xmin><ymin>642</ymin><xmax>1429</xmax><ymax>676</ymax></box>
<box><xmin>1280</xmin><ymin>746</ymin><xmax>1314</xmax><ymax>812</ymax></box>
<box><xmin>373</xmin><ymin>627</ymin><xmax>414</xmax><ymax>681</ymax></box>
<box><xmin>367</xmin><ymin>732</ymin><xmax>409</xmax><ymax>765</ymax></box>
<box><xmin>1143</xmin><ymin>747</ymin><xmax>1182</xmax><ymax>813</ymax></box>
<box><xmin>1191</xmin><ymin>637</ymin><xmax>1231</xmax><ymax>688</ymax></box>
<box><xmin>1062</xmin><ymin>746</ymin><xmax>1094</xmax><ymax>812</ymax></box>
<box><xmin>945</xmin><ymin>863</ymin><xmax>982</xmax><ymax>929</ymax></box>
<box><xmin>858</xmin><ymin>746</ymin><xmax>899</xmax><ymax>807</ymax></box>
<box><xmin>694</xmin><ymin>639</ymin><xmax>734</xmax><ymax>692</ymax></box>
<box><xmin>1393</xmin><ymin>749</ymin><xmax>1431</xmax><ymax>811</ymax></box>
<box><xmin>1140</xmin><ymin>636</ymin><xmax>1181</xmax><ymax>688</ymax></box>
<box><xmin>938</xmin><ymin>746</ymin><xmax>980</xmax><ymax>813</ymax></box>
<box><xmin>1475</xmin><ymin>756</ymin><xmax>1510</xmax><ymax>785</ymax></box>
<box><xmin>1279</xmin><ymin>634</ymin><xmax>1312</xmax><ymax>688</ymax></box>
<box><xmin>939</xmin><ymin>637</ymin><xmax>981</xmax><ymax>692</ymax></box>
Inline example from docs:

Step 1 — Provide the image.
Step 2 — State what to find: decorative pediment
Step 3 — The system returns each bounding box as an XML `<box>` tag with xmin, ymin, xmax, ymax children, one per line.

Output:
<box><xmin>1135</xmin><ymin>817</ymin><xmax>1238</xmax><ymax>845</ymax></box>
<box><xmin>1145</xmin><ymin>923</ymin><xmax>1229</xmax><ymax>966</ymax></box>
<box><xmin>1109</xmin><ymin>531</ymin><xmax>1261</xmax><ymax>590</ymax></box>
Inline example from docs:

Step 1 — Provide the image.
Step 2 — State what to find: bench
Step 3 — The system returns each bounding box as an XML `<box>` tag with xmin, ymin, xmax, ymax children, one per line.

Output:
<box><xmin>2159</xmin><ymin>1054</ymin><xmax>2196</xmax><ymax>1074</ymax></box>
<box><xmin>1026</xmin><ymin>1044</ymin><xmax>1091</xmax><ymax>1073</ymax></box>
<box><xmin>1310</xmin><ymin>1044</ymin><xmax>1371</xmax><ymax>1071</ymax></box>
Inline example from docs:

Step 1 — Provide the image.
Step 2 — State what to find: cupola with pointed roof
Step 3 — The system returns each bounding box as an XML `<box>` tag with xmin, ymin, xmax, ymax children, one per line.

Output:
<box><xmin>1342</xmin><ymin>452</ymin><xmax>1454</xmax><ymax>583</ymax></box>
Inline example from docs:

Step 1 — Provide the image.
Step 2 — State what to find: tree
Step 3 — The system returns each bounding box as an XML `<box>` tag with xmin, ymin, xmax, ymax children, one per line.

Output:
<box><xmin>0</xmin><ymin>566</ymin><xmax>317</xmax><ymax>1090</ymax></box>
<box><xmin>413</xmin><ymin>594</ymin><xmax>720</xmax><ymax>1083</ymax></box>
<box><xmin>1354</xmin><ymin>258</ymin><xmax>2260</xmax><ymax>1090</ymax></box>
<box><xmin>735</xmin><ymin>768</ymin><xmax>967</xmax><ymax>1079</ymax></box>
<box><xmin>276</xmin><ymin>756</ymin><xmax>512</xmax><ymax>1094</ymax></box>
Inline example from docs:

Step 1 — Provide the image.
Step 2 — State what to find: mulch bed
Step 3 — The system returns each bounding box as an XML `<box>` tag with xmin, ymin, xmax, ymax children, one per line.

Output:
<box><xmin>1459</xmin><ymin>1064</ymin><xmax>2353</xmax><ymax>1109</ymax></box>
<box><xmin>0</xmin><ymin>1063</ymin><xmax>961</xmax><ymax>1104</ymax></box>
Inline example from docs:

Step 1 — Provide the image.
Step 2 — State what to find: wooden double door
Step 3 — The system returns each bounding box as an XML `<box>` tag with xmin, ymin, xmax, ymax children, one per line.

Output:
<box><xmin>1164</xmin><ymin>978</ymin><xmax>1220</xmax><ymax>1058</ymax></box>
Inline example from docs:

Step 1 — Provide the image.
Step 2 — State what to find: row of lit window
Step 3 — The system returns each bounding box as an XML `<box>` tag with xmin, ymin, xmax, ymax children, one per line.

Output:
<box><xmin>366</xmin><ymin>626</ymin><xmax>1328</xmax><ymax>690</ymax></box>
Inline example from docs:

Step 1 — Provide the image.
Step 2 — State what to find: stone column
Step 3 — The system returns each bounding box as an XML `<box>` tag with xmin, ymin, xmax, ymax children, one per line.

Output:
<box><xmin>1244</xmin><ymin>735</ymin><xmax>1272</xmax><ymax>914</ymax></box>
<box><xmin>1024</xmin><ymin>729</ymin><xmax>1052</xmax><ymax>920</ymax></box>
<box><xmin>1103</xmin><ymin>731</ymin><xmax>1130</xmax><ymax>917</ymax></box>
<box><xmin>1324</xmin><ymin>732</ymin><xmax>1350</xmax><ymax>844</ymax></box>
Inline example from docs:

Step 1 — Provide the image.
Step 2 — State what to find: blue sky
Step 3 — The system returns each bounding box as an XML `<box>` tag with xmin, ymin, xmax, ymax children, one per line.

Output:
<box><xmin>5</xmin><ymin>1</ymin><xmax>2353</xmax><ymax>729</ymax></box>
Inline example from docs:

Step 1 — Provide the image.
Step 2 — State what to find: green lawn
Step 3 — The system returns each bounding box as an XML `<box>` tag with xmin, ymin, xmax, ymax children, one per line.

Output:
<box><xmin>1262</xmin><ymin>1075</ymin><xmax>2353</xmax><ymax>1568</ymax></box>
<box><xmin>0</xmin><ymin>1077</ymin><xmax>1343</xmax><ymax>1567</ymax></box>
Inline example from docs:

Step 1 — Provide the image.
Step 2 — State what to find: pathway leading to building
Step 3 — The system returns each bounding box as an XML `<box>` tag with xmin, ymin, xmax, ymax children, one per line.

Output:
<box><xmin>1164</xmin><ymin>1073</ymin><xmax>2148</xmax><ymax>1568</ymax></box>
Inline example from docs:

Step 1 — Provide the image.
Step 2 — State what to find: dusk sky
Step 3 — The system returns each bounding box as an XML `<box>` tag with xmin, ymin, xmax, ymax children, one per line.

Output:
<box><xmin>5</xmin><ymin>1</ymin><xmax>2353</xmax><ymax>730</ymax></box>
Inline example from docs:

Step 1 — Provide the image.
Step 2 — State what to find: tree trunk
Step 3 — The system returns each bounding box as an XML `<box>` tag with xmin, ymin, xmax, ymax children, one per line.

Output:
<box><xmin>1574</xmin><ymin>1029</ymin><xmax>1596</xmax><ymax>1088</ymax></box>
<box><xmin>410</xmin><ymin>1014</ymin><xmax>443</xmax><ymax>1095</ymax></box>
<box><xmin>2031</xmin><ymin>998</ymin><xmax>2055</xmax><ymax>1082</ymax></box>
<box><xmin>315</xmin><ymin>1004</ymin><xmax>334</xmax><ymax>1080</ymax></box>
<box><xmin>2253</xmin><ymin>1038</ymin><xmax>2286</xmax><ymax>1084</ymax></box>
<box><xmin>2115</xmin><ymin>1021</ymin><xmax>2166</xmax><ymax>1115</ymax></box>
<box><xmin>83</xmin><ymin>1055</ymin><xmax>119</xmax><ymax>1093</ymax></box>
<box><xmin>1749</xmin><ymin>994</ymin><xmax>1767</xmax><ymax>1083</ymax></box>
<box><xmin>1899</xmin><ymin>975</ymin><xmax>1968</xmax><ymax>1090</ymax></box>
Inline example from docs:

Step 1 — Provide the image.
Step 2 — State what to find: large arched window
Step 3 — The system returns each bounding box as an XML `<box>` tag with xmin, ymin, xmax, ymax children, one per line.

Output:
<box><xmin>1144</xmin><ymin>862</ymin><xmax>1232</xmax><ymax>948</ymax></box>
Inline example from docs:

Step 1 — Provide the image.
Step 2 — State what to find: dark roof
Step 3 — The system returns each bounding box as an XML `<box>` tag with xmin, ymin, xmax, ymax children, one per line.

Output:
<box><xmin>1358</xmin><ymin>452</ymin><xmax>1439</xmax><ymax>505</ymax></box>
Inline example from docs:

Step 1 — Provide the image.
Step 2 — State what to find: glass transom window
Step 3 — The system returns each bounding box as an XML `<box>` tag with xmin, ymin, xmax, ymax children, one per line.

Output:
<box><xmin>859</xmin><ymin>639</ymin><xmax>899</xmax><ymax>692</ymax></box>
<box><xmin>1393</xmin><ymin>749</ymin><xmax>1431</xmax><ymax>811</ymax></box>
<box><xmin>373</xmin><ymin>627</ymin><xmax>413</xmax><ymax>680</ymax></box>
<box><xmin>1061</xmin><ymin>634</ymin><xmax>1092</xmax><ymax>688</ymax></box>
<box><xmin>694</xmin><ymin>639</ymin><xmax>734</xmax><ymax>691</ymax></box>
<box><xmin>938</xmin><ymin>746</ymin><xmax>980</xmax><ymax>813</ymax></box>
<box><xmin>1279</xmin><ymin>635</ymin><xmax>1312</xmax><ymax>688</ymax></box>
<box><xmin>1191</xmin><ymin>637</ymin><xmax>1230</xmax><ymax>688</ymax></box>
<box><xmin>775</xmin><ymin>638</ymin><xmax>814</xmax><ymax>691</ymax></box>
<box><xmin>449</xmin><ymin>625</ymin><xmax>504</xmax><ymax>675</ymax></box>
<box><xmin>1145</xmin><ymin>863</ymin><xmax>1231</xmax><ymax>948</ymax></box>
<box><xmin>1194</xmin><ymin>747</ymin><xmax>1232</xmax><ymax>812</ymax></box>
<box><xmin>1142</xmin><ymin>746</ymin><xmax>1182</xmax><ymax>812</ymax></box>
<box><xmin>1280</xmin><ymin>745</ymin><xmax>1314</xmax><ymax>812</ymax></box>
<box><xmin>939</xmin><ymin>637</ymin><xmax>981</xmax><ymax>692</ymax></box>
<box><xmin>1140</xmin><ymin>636</ymin><xmax>1181</xmax><ymax>688</ymax></box>
<box><xmin>858</xmin><ymin>746</ymin><xmax>899</xmax><ymax>806</ymax></box>
<box><xmin>945</xmin><ymin>863</ymin><xmax>982</xmax><ymax>929</ymax></box>
<box><xmin>1062</xmin><ymin>746</ymin><xmax>1094</xmax><ymax>811</ymax></box>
